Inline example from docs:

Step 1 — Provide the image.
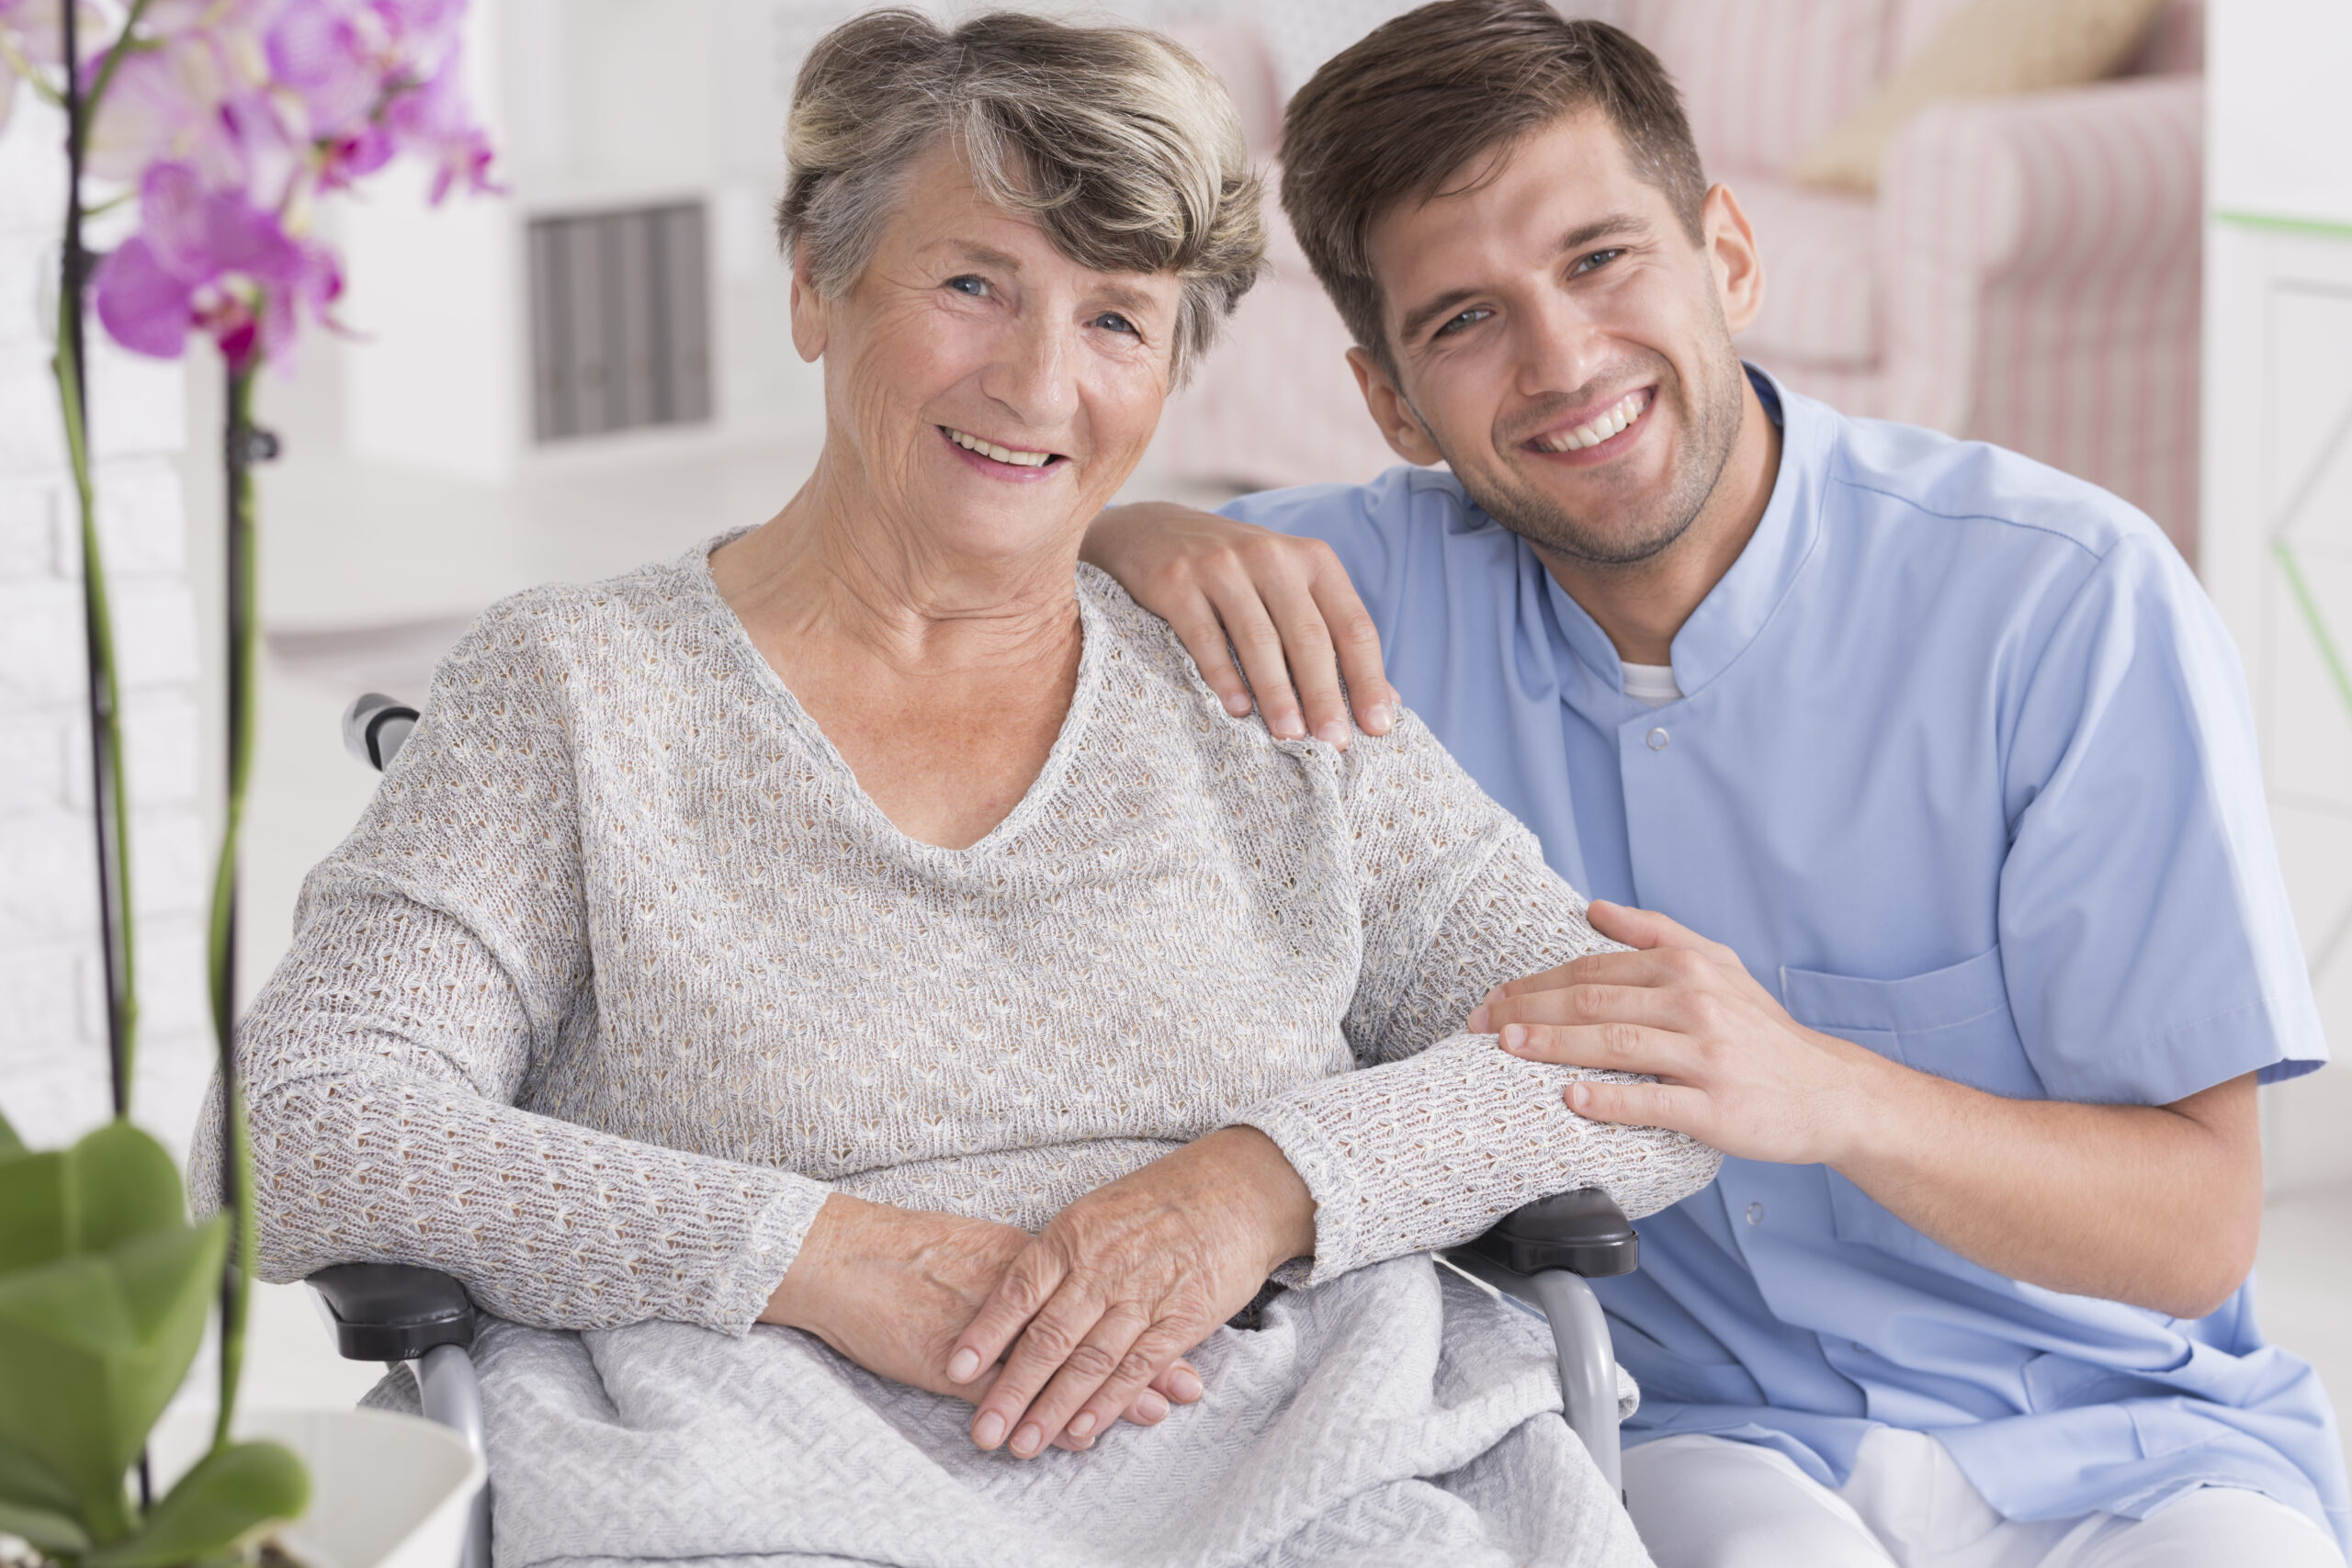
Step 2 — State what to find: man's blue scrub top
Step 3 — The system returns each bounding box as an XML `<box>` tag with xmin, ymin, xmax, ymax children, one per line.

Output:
<box><xmin>1222</xmin><ymin>371</ymin><xmax>2347</xmax><ymax>1544</ymax></box>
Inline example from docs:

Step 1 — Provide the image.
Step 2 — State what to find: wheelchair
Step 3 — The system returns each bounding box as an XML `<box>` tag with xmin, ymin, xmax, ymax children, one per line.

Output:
<box><xmin>309</xmin><ymin>694</ymin><xmax>1646</xmax><ymax>1568</ymax></box>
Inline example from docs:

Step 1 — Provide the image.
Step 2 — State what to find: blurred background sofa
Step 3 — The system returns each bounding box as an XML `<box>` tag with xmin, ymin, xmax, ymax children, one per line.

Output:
<box><xmin>1160</xmin><ymin>0</ymin><xmax>2208</xmax><ymax>559</ymax></box>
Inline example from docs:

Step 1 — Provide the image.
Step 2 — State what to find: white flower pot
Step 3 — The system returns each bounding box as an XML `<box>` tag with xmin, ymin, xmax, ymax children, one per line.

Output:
<box><xmin>152</xmin><ymin>1405</ymin><xmax>485</xmax><ymax>1568</ymax></box>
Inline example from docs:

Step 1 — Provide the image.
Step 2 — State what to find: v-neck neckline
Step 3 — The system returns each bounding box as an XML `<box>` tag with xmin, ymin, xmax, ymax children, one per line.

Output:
<box><xmin>683</xmin><ymin>530</ymin><xmax>1106</xmax><ymax>860</ymax></box>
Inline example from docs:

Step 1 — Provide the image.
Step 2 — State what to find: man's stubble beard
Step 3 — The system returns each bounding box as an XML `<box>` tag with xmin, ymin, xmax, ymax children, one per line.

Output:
<box><xmin>1418</xmin><ymin>324</ymin><xmax>1747</xmax><ymax>570</ymax></box>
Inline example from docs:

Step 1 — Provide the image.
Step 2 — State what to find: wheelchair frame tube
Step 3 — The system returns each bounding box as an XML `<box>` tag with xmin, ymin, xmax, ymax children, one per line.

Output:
<box><xmin>414</xmin><ymin>1342</ymin><xmax>492</xmax><ymax>1568</ymax></box>
<box><xmin>1527</xmin><ymin>1269</ymin><xmax>1623</xmax><ymax>1498</ymax></box>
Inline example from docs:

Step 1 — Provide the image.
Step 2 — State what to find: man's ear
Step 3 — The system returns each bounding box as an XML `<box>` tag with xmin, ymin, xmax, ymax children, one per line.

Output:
<box><xmin>1346</xmin><ymin>345</ymin><xmax>1445</xmax><ymax>466</ymax></box>
<box><xmin>1701</xmin><ymin>184</ymin><xmax>1765</xmax><ymax>335</ymax></box>
<box><xmin>788</xmin><ymin>241</ymin><xmax>830</xmax><ymax>363</ymax></box>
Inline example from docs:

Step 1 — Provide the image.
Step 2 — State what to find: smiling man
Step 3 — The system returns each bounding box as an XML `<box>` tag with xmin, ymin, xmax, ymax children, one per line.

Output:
<box><xmin>1083</xmin><ymin>3</ymin><xmax>2348</xmax><ymax>1563</ymax></box>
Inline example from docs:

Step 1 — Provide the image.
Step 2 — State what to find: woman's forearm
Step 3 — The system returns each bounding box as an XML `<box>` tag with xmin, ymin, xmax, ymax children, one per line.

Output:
<box><xmin>1239</xmin><ymin>1032</ymin><xmax>1722</xmax><ymax>1281</ymax></box>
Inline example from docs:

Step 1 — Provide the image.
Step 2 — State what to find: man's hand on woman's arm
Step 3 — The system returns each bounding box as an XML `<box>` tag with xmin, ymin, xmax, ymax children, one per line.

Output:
<box><xmin>1470</xmin><ymin>900</ymin><xmax>2265</xmax><ymax>1319</ymax></box>
<box><xmin>1083</xmin><ymin>502</ymin><xmax>1396</xmax><ymax>749</ymax></box>
<box><xmin>945</xmin><ymin>1126</ymin><xmax>1317</xmax><ymax>1460</ymax></box>
<box><xmin>759</xmin><ymin>1198</ymin><xmax>1202</xmax><ymax>1449</ymax></box>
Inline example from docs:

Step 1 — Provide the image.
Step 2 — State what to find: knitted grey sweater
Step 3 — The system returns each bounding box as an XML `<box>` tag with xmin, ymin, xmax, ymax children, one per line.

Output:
<box><xmin>212</xmin><ymin>541</ymin><xmax>1719</xmax><ymax>1334</ymax></box>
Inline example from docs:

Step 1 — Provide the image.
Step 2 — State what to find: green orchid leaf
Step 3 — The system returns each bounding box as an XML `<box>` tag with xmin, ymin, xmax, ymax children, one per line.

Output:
<box><xmin>85</xmin><ymin>1440</ymin><xmax>309</xmax><ymax>1568</ymax></box>
<box><xmin>0</xmin><ymin>1435</ymin><xmax>90</xmax><ymax>1551</ymax></box>
<box><xmin>0</xmin><ymin>1493</ymin><xmax>93</xmax><ymax>1553</ymax></box>
<box><xmin>0</xmin><ymin>1215</ymin><xmax>227</xmax><ymax>1542</ymax></box>
<box><xmin>0</xmin><ymin>1122</ymin><xmax>185</xmax><ymax>1275</ymax></box>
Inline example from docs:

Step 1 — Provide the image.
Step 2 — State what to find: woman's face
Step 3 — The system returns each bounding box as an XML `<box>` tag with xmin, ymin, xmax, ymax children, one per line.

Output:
<box><xmin>795</xmin><ymin>141</ymin><xmax>1184</xmax><ymax>566</ymax></box>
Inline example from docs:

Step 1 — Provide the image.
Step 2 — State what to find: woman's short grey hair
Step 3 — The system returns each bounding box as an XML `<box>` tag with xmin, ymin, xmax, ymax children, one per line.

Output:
<box><xmin>777</xmin><ymin>8</ymin><xmax>1265</xmax><ymax>385</ymax></box>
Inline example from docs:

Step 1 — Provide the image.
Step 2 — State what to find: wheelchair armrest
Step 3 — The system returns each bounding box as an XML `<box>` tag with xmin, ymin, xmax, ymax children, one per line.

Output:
<box><xmin>1451</xmin><ymin>1188</ymin><xmax>1639</xmax><ymax>1280</ymax></box>
<box><xmin>307</xmin><ymin>1262</ymin><xmax>478</xmax><ymax>1360</ymax></box>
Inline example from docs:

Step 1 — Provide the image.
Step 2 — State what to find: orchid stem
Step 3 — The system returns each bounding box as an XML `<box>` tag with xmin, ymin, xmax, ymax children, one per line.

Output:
<box><xmin>58</xmin><ymin>0</ymin><xmax>139</xmax><ymax>1123</ymax></box>
<box><xmin>208</xmin><ymin>362</ymin><xmax>265</xmax><ymax>1453</ymax></box>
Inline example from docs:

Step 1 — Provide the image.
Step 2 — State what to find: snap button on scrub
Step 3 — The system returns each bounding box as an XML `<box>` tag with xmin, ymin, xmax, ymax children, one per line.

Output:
<box><xmin>1746</xmin><ymin>1202</ymin><xmax>1764</xmax><ymax>1225</ymax></box>
<box><xmin>1646</xmin><ymin>728</ymin><xmax>1669</xmax><ymax>750</ymax></box>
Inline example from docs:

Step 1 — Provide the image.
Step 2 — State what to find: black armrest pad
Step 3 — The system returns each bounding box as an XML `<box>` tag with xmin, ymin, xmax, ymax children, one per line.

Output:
<box><xmin>308</xmin><ymin>1262</ymin><xmax>478</xmax><ymax>1360</ymax></box>
<box><xmin>1452</xmin><ymin>1188</ymin><xmax>1639</xmax><ymax>1279</ymax></box>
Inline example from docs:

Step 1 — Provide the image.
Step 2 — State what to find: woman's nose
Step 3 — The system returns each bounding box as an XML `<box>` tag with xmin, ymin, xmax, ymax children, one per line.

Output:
<box><xmin>979</xmin><ymin>319</ymin><xmax>1079</xmax><ymax>431</ymax></box>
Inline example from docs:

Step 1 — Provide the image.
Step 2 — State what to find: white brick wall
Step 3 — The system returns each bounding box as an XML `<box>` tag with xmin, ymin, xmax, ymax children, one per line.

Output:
<box><xmin>0</xmin><ymin>97</ymin><xmax>209</xmax><ymax>1159</ymax></box>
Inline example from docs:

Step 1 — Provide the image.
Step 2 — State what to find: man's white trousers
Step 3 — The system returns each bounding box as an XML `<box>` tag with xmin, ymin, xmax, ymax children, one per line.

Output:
<box><xmin>1624</xmin><ymin>1428</ymin><xmax>2344</xmax><ymax>1568</ymax></box>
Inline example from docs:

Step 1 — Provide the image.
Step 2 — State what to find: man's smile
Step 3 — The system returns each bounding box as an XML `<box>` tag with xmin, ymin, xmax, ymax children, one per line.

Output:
<box><xmin>1522</xmin><ymin>386</ymin><xmax>1654</xmax><ymax>457</ymax></box>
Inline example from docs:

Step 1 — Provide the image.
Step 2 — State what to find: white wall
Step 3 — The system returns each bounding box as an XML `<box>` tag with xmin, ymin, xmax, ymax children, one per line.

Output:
<box><xmin>0</xmin><ymin>100</ymin><xmax>212</xmax><ymax>1157</ymax></box>
<box><xmin>2204</xmin><ymin>0</ymin><xmax>2352</xmax><ymax>1192</ymax></box>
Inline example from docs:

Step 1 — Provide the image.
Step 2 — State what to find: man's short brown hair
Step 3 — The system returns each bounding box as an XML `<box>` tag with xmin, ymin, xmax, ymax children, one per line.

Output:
<box><xmin>1279</xmin><ymin>0</ymin><xmax>1706</xmax><ymax>371</ymax></box>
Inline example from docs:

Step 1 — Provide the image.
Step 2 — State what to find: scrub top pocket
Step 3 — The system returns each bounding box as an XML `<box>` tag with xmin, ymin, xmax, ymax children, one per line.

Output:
<box><xmin>1779</xmin><ymin>946</ymin><xmax>2043</xmax><ymax>1269</ymax></box>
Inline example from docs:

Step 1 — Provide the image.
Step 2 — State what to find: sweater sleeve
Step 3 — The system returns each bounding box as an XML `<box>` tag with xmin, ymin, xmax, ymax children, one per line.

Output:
<box><xmin>1232</xmin><ymin>716</ymin><xmax>1722</xmax><ymax>1282</ymax></box>
<box><xmin>190</xmin><ymin>596</ymin><xmax>831</xmax><ymax>1334</ymax></box>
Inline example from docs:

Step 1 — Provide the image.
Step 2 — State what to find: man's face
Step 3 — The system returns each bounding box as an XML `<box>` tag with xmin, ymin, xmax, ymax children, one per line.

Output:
<box><xmin>1353</xmin><ymin>110</ymin><xmax>1761</xmax><ymax>567</ymax></box>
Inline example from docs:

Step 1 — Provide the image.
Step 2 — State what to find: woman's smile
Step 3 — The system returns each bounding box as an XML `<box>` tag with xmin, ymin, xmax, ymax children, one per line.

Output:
<box><xmin>938</xmin><ymin>422</ymin><xmax>1069</xmax><ymax>481</ymax></box>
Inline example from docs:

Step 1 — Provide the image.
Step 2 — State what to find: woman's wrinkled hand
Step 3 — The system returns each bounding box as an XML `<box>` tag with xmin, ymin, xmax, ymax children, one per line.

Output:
<box><xmin>1080</xmin><ymin>502</ymin><xmax>1395</xmax><ymax>749</ymax></box>
<box><xmin>945</xmin><ymin>1126</ymin><xmax>1317</xmax><ymax>1459</ymax></box>
<box><xmin>761</xmin><ymin>1196</ymin><xmax>1201</xmax><ymax>1449</ymax></box>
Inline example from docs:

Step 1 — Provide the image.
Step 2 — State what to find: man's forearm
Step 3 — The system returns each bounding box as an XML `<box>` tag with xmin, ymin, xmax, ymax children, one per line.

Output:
<box><xmin>1832</xmin><ymin>1061</ymin><xmax>2261</xmax><ymax>1318</ymax></box>
<box><xmin>1483</xmin><ymin>904</ymin><xmax>2267</xmax><ymax>1322</ymax></box>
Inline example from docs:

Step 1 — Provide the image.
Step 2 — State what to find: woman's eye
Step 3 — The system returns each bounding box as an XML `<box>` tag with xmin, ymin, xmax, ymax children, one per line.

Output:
<box><xmin>1572</xmin><ymin>248</ymin><xmax>1624</xmax><ymax>276</ymax></box>
<box><xmin>1434</xmin><ymin>308</ymin><xmax>1491</xmax><ymax>340</ymax></box>
<box><xmin>1092</xmin><ymin>311</ymin><xmax>1138</xmax><ymax>336</ymax></box>
<box><xmin>946</xmin><ymin>275</ymin><xmax>989</xmax><ymax>298</ymax></box>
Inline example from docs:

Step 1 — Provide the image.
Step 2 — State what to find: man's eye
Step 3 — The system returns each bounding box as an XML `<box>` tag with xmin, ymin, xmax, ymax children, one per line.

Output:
<box><xmin>947</xmin><ymin>275</ymin><xmax>989</xmax><ymax>297</ymax></box>
<box><xmin>1572</xmin><ymin>248</ymin><xmax>1624</xmax><ymax>276</ymax></box>
<box><xmin>1434</xmin><ymin>308</ymin><xmax>1492</xmax><ymax>339</ymax></box>
<box><xmin>1092</xmin><ymin>311</ymin><xmax>1138</xmax><ymax>336</ymax></box>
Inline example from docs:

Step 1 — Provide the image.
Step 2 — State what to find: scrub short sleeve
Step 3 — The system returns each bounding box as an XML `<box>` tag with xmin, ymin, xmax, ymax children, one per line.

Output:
<box><xmin>1998</xmin><ymin>534</ymin><xmax>2325</xmax><ymax>1105</ymax></box>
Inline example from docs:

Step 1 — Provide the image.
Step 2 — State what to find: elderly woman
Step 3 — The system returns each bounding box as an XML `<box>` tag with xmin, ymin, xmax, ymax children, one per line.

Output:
<box><xmin>211</xmin><ymin>9</ymin><xmax>1718</xmax><ymax>1565</ymax></box>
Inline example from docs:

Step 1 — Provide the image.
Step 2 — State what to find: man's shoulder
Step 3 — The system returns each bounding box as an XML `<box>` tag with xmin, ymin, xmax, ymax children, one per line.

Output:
<box><xmin>1809</xmin><ymin>398</ymin><xmax>2167</xmax><ymax>570</ymax></box>
<box><xmin>1220</xmin><ymin>465</ymin><xmax>1494</xmax><ymax>548</ymax></box>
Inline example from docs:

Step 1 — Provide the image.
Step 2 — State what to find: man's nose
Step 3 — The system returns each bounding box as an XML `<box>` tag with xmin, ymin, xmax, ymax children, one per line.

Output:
<box><xmin>980</xmin><ymin>316</ymin><xmax>1078</xmax><ymax>431</ymax></box>
<box><xmin>1513</xmin><ymin>292</ymin><xmax>1612</xmax><ymax>403</ymax></box>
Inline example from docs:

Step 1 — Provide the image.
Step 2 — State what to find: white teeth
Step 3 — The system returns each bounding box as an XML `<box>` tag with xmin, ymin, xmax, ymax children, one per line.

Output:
<box><xmin>945</xmin><ymin>427</ymin><xmax>1055</xmax><ymax>468</ymax></box>
<box><xmin>1535</xmin><ymin>389</ymin><xmax>1649</xmax><ymax>453</ymax></box>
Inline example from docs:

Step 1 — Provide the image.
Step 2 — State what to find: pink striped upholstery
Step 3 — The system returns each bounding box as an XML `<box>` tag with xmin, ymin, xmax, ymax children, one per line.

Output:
<box><xmin>1623</xmin><ymin>0</ymin><xmax>1890</xmax><ymax>178</ymax></box>
<box><xmin>1757</xmin><ymin>74</ymin><xmax>2204</xmax><ymax>553</ymax></box>
<box><xmin>1156</xmin><ymin>171</ymin><xmax>1402</xmax><ymax>490</ymax></box>
<box><xmin>1728</xmin><ymin>181</ymin><xmax>1881</xmax><ymax>367</ymax></box>
<box><xmin>1149</xmin><ymin>0</ymin><xmax>2208</xmax><ymax>556</ymax></box>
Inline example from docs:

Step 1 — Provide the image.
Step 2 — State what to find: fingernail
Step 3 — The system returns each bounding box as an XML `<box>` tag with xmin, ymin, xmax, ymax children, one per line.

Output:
<box><xmin>1366</xmin><ymin>703</ymin><xmax>1395</xmax><ymax>733</ymax></box>
<box><xmin>1272</xmin><ymin>715</ymin><xmax>1306</xmax><ymax>739</ymax></box>
<box><xmin>1012</xmin><ymin>1422</ymin><xmax>1044</xmax><ymax>1457</ymax></box>
<box><xmin>1468</xmin><ymin>1004</ymin><xmax>1489</xmax><ymax>1032</ymax></box>
<box><xmin>1068</xmin><ymin>1411</ymin><xmax>1098</xmax><ymax>1438</ymax></box>
<box><xmin>1136</xmin><ymin>1388</ymin><xmax>1170</xmax><ymax>1420</ymax></box>
<box><xmin>1170</xmin><ymin>1367</ymin><xmax>1203</xmax><ymax>1402</ymax></box>
<box><xmin>948</xmin><ymin>1348</ymin><xmax>982</xmax><ymax>1382</ymax></box>
<box><xmin>1224</xmin><ymin>691</ymin><xmax>1252</xmax><ymax>716</ymax></box>
<box><xmin>1568</xmin><ymin>1082</ymin><xmax>1590</xmax><ymax>1111</ymax></box>
<box><xmin>974</xmin><ymin>1411</ymin><xmax>1006</xmax><ymax>1448</ymax></box>
<box><xmin>1314</xmin><ymin>720</ymin><xmax>1347</xmax><ymax>747</ymax></box>
<box><xmin>1502</xmin><ymin>1023</ymin><xmax>1526</xmax><ymax>1051</ymax></box>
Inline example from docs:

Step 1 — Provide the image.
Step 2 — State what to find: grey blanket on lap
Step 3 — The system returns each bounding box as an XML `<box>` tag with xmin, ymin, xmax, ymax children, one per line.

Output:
<box><xmin>369</xmin><ymin>1259</ymin><xmax>1650</xmax><ymax>1568</ymax></box>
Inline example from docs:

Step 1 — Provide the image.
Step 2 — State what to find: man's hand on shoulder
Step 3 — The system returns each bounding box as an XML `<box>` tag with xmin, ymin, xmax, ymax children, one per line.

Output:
<box><xmin>1084</xmin><ymin>502</ymin><xmax>1396</xmax><ymax>749</ymax></box>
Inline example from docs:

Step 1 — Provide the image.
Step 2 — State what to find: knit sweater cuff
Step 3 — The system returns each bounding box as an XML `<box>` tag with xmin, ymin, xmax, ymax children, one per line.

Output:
<box><xmin>1232</xmin><ymin>1100</ymin><xmax>1365</xmax><ymax>1286</ymax></box>
<box><xmin>705</xmin><ymin>1175</ymin><xmax>834</xmax><ymax>1336</ymax></box>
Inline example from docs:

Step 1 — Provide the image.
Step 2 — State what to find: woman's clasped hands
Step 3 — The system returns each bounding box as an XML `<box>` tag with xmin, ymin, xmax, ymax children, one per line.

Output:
<box><xmin>945</xmin><ymin>1125</ymin><xmax>1318</xmax><ymax>1458</ymax></box>
<box><xmin>760</xmin><ymin>1126</ymin><xmax>1317</xmax><ymax>1458</ymax></box>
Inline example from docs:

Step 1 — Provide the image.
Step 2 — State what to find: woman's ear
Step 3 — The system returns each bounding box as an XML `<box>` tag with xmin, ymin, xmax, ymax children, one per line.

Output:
<box><xmin>789</xmin><ymin>241</ymin><xmax>831</xmax><ymax>363</ymax></box>
<box><xmin>1702</xmin><ymin>184</ymin><xmax>1765</xmax><ymax>336</ymax></box>
<box><xmin>1346</xmin><ymin>346</ymin><xmax>1444</xmax><ymax>467</ymax></box>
